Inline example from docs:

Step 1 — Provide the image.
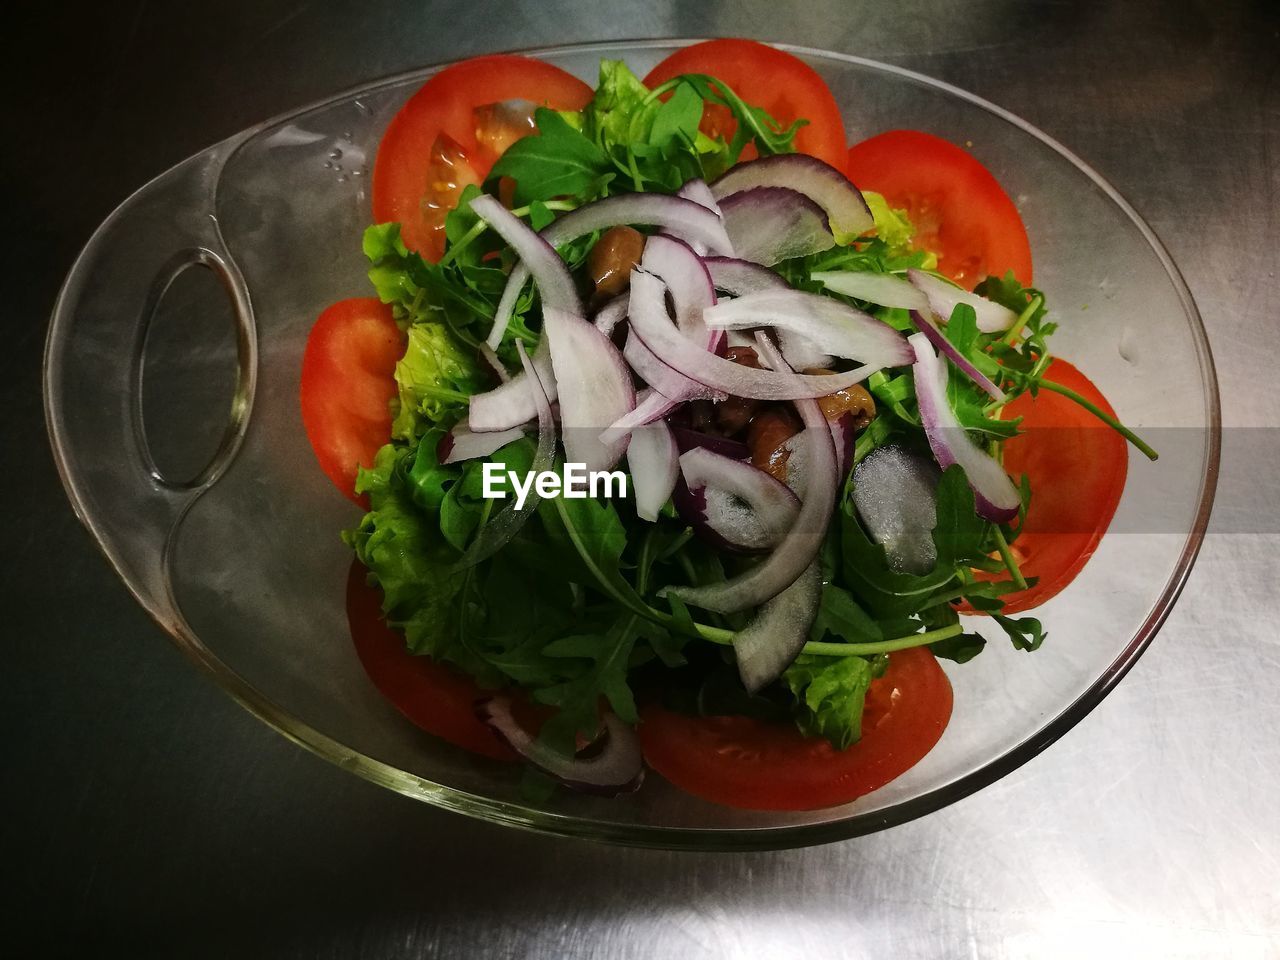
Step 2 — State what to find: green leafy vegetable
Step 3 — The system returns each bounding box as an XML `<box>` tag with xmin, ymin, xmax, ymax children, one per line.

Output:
<box><xmin>783</xmin><ymin>653</ymin><xmax>885</xmax><ymax>750</ymax></box>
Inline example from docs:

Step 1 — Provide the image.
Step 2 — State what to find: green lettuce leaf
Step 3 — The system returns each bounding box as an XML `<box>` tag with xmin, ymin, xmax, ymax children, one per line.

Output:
<box><xmin>782</xmin><ymin>653</ymin><xmax>886</xmax><ymax>750</ymax></box>
<box><xmin>391</xmin><ymin>322</ymin><xmax>485</xmax><ymax>440</ymax></box>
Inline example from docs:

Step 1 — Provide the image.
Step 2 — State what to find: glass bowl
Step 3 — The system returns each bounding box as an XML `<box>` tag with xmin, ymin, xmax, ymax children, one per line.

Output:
<box><xmin>43</xmin><ymin>40</ymin><xmax>1219</xmax><ymax>850</ymax></box>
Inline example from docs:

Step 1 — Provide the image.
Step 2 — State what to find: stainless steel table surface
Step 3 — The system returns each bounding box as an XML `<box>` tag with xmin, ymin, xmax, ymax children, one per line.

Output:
<box><xmin>5</xmin><ymin>1</ymin><xmax>1278</xmax><ymax>956</ymax></box>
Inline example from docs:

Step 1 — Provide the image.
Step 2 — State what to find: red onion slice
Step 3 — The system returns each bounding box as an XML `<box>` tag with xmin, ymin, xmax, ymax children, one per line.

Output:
<box><xmin>600</xmin><ymin>388</ymin><xmax>680</xmax><ymax>447</ymax></box>
<box><xmin>455</xmin><ymin>341</ymin><xmax>556</xmax><ymax>567</ymax></box>
<box><xmin>702</xmin><ymin>256</ymin><xmax>789</xmax><ymax>296</ymax></box>
<box><xmin>717</xmin><ymin>187</ymin><xmax>835</xmax><ymax>266</ymax></box>
<box><xmin>812</xmin><ymin>270</ymin><xmax>928</xmax><ymax>311</ymax></box>
<box><xmin>733</xmin><ymin>562</ymin><xmax>822</xmax><ymax>693</ymax></box>
<box><xmin>668</xmin><ymin>179</ymin><xmax>733</xmax><ymax>255</ymax></box>
<box><xmin>777</xmin><ymin>330</ymin><xmax>833</xmax><ymax>371</ymax></box>
<box><xmin>485</xmin><ymin>194</ymin><xmax>734</xmax><ymax>348</ymax></box>
<box><xmin>468</xmin><ymin>341</ymin><xmax>557</xmax><ymax>432</ymax></box>
<box><xmin>477</xmin><ymin>342</ymin><xmax>511</xmax><ymax>383</ymax></box>
<box><xmin>543</xmin><ymin>307</ymin><xmax>635</xmax><ymax>472</ymax></box>
<box><xmin>910</xmin><ymin>333</ymin><xmax>1021</xmax><ymax>522</ymax></box>
<box><xmin>627</xmin><ymin>421</ymin><xmax>679</xmax><ymax>522</ymax></box>
<box><xmin>702</xmin><ymin>289</ymin><xmax>914</xmax><ymax>367</ymax></box>
<box><xmin>663</xmin><ymin>334</ymin><xmax>837</xmax><ymax>614</ymax></box>
<box><xmin>669</xmin><ymin>426</ymin><xmax>750</xmax><ymax>461</ymax></box>
<box><xmin>471</xmin><ymin>194</ymin><xmax>582</xmax><ymax>316</ymax></box>
<box><xmin>711</xmin><ymin>154</ymin><xmax>873</xmax><ymax>243</ymax></box>
<box><xmin>642</xmin><ymin>234</ymin><xmax>716</xmax><ymax>337</ymax></box>
<box><xmin>852</xmin><ymin>444</ymin><xmax>942</xmax><ymax>576</ymax></box>
<box><xmin>676</xmin><ymin>447</ymin><xmax>801</xmax><ymax>554</ymax></box>
<box><xmin>477</xmin><ymin>698</ymin><xmax>643</xmax><ymax>796</ymax></box>
<box><xmin>471</xmin><ymin>195</ymin><xmax>635</xmax><ymax>469</ymax></box>
<box><xmin>910</xmin><ymin>309</ymin><xmax>1006</xmax><ymax>401</ymax></box>
<box><xmin>440</xmin><ymin>419</ymin><xmax>526</xmax><ymax>465</ymax></box>
<box><xmin>623</xmin><ymin>332</ymin><xmax>726</xmax><ymax>403</ymax></box>
<box><xmin>629</xmin><ymin>271</ymin><xmax>882</xmax><ymax>401</ymax></box>
<box><xmin>592</xmin><ymin>294</ymin><xmax>629</xmax><ymax>338</ymax></box>
<box><xmin>906</xmin><ymin>268</ymin><xmax>1018</xmax><ymax>334</ymax></box>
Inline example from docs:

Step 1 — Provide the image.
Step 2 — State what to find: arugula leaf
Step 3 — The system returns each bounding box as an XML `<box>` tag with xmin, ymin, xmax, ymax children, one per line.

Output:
<box><xmin>490</xmin><ymin>107</ymin><xmax>613</xmax><ymax>205</ymax></box>
<box><xmin>675</xmin><ymin>73</ymin><xmax>805</xmax><ymax>160</ymax></box>
<box><xmin>648</xmin><ymin>81</ymin><xmax>703</xmax><ymax>147</ymax></box>
<box><xmin>535</xmin><ymin>614</ymin><xmax>643</xmax><ymax>753</ymax></box>
<box><xmin>840</xmin><ymin>499</ymin><xmax>955</xmax><ymax>618</ymax></box>
<box><xmin>783</xmin><ymin>653</ymin><xmax>884</xmax><ymax>750</ymax></box>
<box><xmin>931</xmin><ymin>465</ymin><xmax>987</xmax><ymax>567</ymax></box>
<box><xmin>809</xmin><ymin>583</ymin><xmax>883</xmax><ymax>645</ymax></box>
<box><xmin>993</xmin><ymin>612</ymin><xmax>1047</xmax><ymax>652</ymax></box>
<box><xmin>929</xmin><ymin>630</ymin><xmax>988</xmax><ymax>663</ymax></box>
<box><xmin>535</xmin><ymin>473</ymin><xmax>650</xmax><ymax>617</ymax></box>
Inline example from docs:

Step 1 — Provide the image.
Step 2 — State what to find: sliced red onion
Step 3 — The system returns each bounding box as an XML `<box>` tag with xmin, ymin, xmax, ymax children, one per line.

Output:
<box><xmin>702</xmin><ymin>256</ymin><xmax>789</xmax><ymax>297</ymax></box>
<box><xmin>642</xmin><ymin>234</ymin><xmax>716</xmax><ymax>337</ymax></box>
<box><xmin>478</xmin><ymin>342</ymin><xmax>510</xmax><ymax>383</ymax></box>
<box><xmin>669</xmin><ymin>426</ymin><xmax>749</xmax><ymax>462</ymax></box>
<box><xmin>477</xmin><ymin>698</ymin><xmax>643</xmax><ymax>796</ymax></box>
<box><xmin>468</xmin><ymin>341</ymin><xmax>557</xmax><ymax>432</ymax></box>
<box><xmin>629</xmin><ymin>270</ymin><xmax>882</xmax><ymax>401</ymax></box>
<box><xmin>663</xmin><ymin>334</ymin><xmax>836</xmax><ymax>614</ymax></box>
<box><xmin>668</xmin><ymin>179</ymin><xmax>733</xmax><ymax>255</ymax></box>
<box><xmin>829</xmin><ymin>413</ymin><xmax>858</xmax><ymax>481</ymax></box>
<box><xmin>852</xmin><ymin>444</ymin><xmax>942</xmax><ymax>576</ymax></box>
<box><xmin>471</xmin><ymin>194</ymin><xmax>581</xmax><ymax>316</ymax></box>
<box><xmin>593</xmin><ymin>294</ymin><xmax>629</xmax><ymax>338</ymax></box>
<box><xmin>777</xmin><ymin>330</ymin><xmax>833</xmax><ymax>371</ymax></box>
<box><xmin>733</xmin><ymin>562</ymin><xmax>822</xmax><ymax>693</ymax></box>
<box><xmin>543</xmin><ymin>306</ymin><xmax>635</xmax><ymax>472</ymax></box>
<box><xmin>623</xmin><ymin>332</ymin><xmax>726</xmax><ymax>403</ymax></box>
<box><xmin>600</xmin><ymin>388</ymin><xmax>679</xmax><ymax>447</ymax></box>
<box><xmin>776</xmin><ymin>420</ymin><xmax>854</xmax><ymax>496</ymax></box>
<box><xmin>675</xmin><ymin>447</ymin><xmax>800</xmax><ymax>554</ymax></box>
<box><xmin>455</xmin><ymin>341</ymin><xmax>556</xmax><ymax>568</ymax></box>
<box><xmin>485</xmin><ymin>194</ymin><xmax>734</xmax><ymax>348</ymax></box>
<box><xmin>440</xmin><ymin>419</ymin><xmax>525</xmax><ymax>465</ymax></box>
<box><xmin>711</xmin><ymin>154</ymin><xmax>873</xmax><ymax>244</ymax></box>
<box><xmin>717</xmin><ymin>187</ymin><xmax>835</xmax><ymax>266</ymax></box>
<box><xmin>910</xmin><ymin>309</ymin><xmax>1005</xmax><ymax>402</ymax></box>
<box><xmin>627</xmin><ymin>421</ymin><xmax>679</xmax><ymax>522</ymax></box>
<box><xmin>702</xmin><ymin>289</ymin><xmax>913</xmax><ymax>367</ymax></box>
<box><xmin>910</xmin><ymin>333</ymin><xmax>1021</xmax><ymax>522</ymax></box>
<box><xmin>906</xmin><ymin>268</ymin><xmax>1018</xmax><ymax>334</ymax></box>
<box><xmin>812</xmin><ymin>270</ymin><xmax>928</xmax><ymax>311</ymax></box>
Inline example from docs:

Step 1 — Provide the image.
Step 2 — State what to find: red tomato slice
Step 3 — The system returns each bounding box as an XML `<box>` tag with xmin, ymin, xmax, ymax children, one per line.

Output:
<box><xmin>372</xmin><ymin>55</ymin><xmax>593</xmax><ymax>259</ymax></box>
<box><xmin>643</xmin><ymin>39</ymin><xmax>848</xmax><ymax>171</ymax></box>
<box><xmin>982</xmin><ymin>359</ymin><xmax>1128</xmax><ymax>614</ymax></box>
<box><xmin>846</xmin><ymin>129</ymin><xmax>1033</xmax><ymax>289</ymax></box>
<box><xmin>300</xmin><ymin>298</ymin><xmax>403</xmax><ymax>506</ymax></box>
<box><xmin>639</xmin><ymin>647</ymin><xmax>952</xmax><ymax>811</ymax></box>
<box><xmin>346</xmin><ymin>562</ymin><xmax>516</xmax><ymax>762</ymax></box>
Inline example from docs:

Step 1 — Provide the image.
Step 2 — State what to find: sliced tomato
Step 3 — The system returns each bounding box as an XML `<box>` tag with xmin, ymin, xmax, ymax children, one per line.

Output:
<box><xmin>346</xmin><ymin>562</ymin><xmax>516</xmax><ymax>762</ymax></box>
<box><xmin>372</xmin><ymin>55</ymin><xmax>593</xmax><ymax>259</ymax></box>
<box><xmin>846</xmin><ymin>129</ymin><xmax>1033</xmax><ymax>289</ymax></box>
<box><xmin>639</xmin><ymin>647</ymin><xmax>952</xmax><ymax>811</ymax></box>
<box><xmin>981</xmin><ymin>359</ymin><xmax>1128</xmax><ymax>614</ymax></box>
<box><xmin>643</xmin><ymin>39</ymin><xmax>848</xmax><ymax>171</ymax></box>
<box><xmin>300</xmin><ymin>298</ymin><xmax>402</xmax><ymax>506</ymax></box>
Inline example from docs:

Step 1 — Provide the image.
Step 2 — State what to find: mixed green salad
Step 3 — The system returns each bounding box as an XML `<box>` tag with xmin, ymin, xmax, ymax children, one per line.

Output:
<box><xmin>306</xmin><ymin>48</ymin><xmax>1152</xmax><ymax>807</ymax></box>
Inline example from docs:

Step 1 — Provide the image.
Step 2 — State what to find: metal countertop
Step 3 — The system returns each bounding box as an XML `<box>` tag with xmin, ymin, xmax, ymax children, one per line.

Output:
<box><xmin>5</xmin><ymin>1</ymin><xmax>1278</xmax><ymax>956</ymax></box>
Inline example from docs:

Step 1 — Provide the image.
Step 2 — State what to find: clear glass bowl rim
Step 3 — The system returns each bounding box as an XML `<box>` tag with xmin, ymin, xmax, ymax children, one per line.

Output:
<box><xmin>44</xmin><ymin>38</ymin><xmax>1222</xmax><ymax>851</ymax></box>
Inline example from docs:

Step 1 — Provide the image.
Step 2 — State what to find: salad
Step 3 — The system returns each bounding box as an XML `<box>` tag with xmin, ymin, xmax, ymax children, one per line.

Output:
<box><xmin>300</xmin><ymin>40</ymin><xmax>1154</xmax><ymax>811</ymax></box>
